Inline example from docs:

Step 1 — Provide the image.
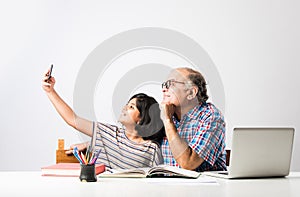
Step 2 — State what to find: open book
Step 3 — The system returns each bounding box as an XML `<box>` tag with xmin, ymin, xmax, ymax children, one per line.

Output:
<box><xmin>98</xmin><ymin>165</ymin><xmax>200</xmax><ymax>178</ymax></box>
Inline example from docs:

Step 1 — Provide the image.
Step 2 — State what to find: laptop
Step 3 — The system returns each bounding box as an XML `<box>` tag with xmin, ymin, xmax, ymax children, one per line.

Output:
<box><xmin>204</xmin><ymin>127</ymin><xmax>294</xmax><ymax>179</ymax></box>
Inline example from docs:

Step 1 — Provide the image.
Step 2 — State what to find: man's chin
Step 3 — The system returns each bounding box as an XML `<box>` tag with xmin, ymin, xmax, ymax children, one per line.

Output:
<box><xmin>162</xmin><ymin>98</ymin><xmax>171</xmax><ymax>103</ymax></box>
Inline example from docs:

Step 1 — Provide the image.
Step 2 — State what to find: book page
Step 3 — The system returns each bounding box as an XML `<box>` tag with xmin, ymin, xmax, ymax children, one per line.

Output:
<box><xmin>99</xmin><ymin>168</ymin><xmax>148</xmax><ymax>178</ymax></box>
<box><xmin>148</xmin><ymin>165</ymin><xmax>200</xmax><ymax>178</ymax></box>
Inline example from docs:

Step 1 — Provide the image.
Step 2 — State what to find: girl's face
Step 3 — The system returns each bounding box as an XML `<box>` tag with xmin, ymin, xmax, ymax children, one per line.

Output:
<box><xmin>118</xmin><ymin>98</ymin><xmax>141</xmax><ymax>126</ymax></box>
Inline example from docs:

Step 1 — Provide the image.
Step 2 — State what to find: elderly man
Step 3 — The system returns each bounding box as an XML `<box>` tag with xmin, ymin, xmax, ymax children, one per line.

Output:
<box><xmin>160</xmin><ymin>67</ymin><xmax>226</xmax><ymax>172</ymax></box>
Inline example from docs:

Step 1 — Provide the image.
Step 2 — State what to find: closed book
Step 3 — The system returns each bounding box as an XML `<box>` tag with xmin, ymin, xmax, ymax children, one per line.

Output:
<box><xmin>41</xmin><ymin>163</ymin><xmax>105</xmax><ymax>177</ymax></box>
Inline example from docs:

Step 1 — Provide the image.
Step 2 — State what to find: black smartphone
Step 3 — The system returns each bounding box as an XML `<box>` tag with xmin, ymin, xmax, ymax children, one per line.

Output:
<box><xmin>48</xmin><ymin>64</ymin><xmax>53</xmax><ymax>80</ymax></box>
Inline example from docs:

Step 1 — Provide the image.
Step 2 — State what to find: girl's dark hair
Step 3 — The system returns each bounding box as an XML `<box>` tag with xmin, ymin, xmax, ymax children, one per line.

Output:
<box><xmin>129</xmin><ymin>93</ymin><xmax>165</xmax><ymax>145</ymax></box>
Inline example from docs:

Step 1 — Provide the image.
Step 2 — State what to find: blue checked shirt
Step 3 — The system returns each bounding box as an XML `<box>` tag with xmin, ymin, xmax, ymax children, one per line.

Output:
<box><xmin>161</xmin><ymin>102</ymin><xmax>227</xmax><ymax>172</ymax></box>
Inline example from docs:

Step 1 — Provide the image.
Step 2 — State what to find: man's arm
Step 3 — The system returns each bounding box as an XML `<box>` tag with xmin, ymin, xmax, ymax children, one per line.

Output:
<box><xmin>160</xmin><ymin>103</ymin><xmax>204</xmax><ymax>170</ymax></box>
<box><xmin>163</xmin><ymin>119</ymin><xmax>204</xmax><ymax>170</ymax></box>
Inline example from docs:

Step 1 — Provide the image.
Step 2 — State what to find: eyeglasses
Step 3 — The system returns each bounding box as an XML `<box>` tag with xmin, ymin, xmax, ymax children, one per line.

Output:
<box><xmin>161</xmin><ymin>79</ymin><xmax>186</xmax><ymax>89</ymax></box>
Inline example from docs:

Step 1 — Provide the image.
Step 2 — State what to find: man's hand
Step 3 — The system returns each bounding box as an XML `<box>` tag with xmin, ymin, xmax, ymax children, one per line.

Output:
<box><xmin>160</xmin><ymin>102</ymin><xmax>176</xmax><ymax>123</ymax></box>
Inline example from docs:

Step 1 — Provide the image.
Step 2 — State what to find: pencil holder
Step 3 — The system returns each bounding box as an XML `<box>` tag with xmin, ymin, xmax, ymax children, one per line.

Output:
<box><xmin>79</xmin><ymin>164</ymin><xmax>97</xmax><ymax>182</ymax></box>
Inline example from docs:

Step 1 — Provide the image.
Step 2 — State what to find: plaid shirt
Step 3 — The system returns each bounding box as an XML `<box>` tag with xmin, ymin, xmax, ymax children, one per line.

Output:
<box><xmin>161</xmin><ymin>102</ymin><xmax>227</xmax><ymax>172</ymax></box>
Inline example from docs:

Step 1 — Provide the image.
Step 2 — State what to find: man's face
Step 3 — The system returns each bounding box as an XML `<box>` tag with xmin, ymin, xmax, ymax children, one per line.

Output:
<box><xmin>162</xmin><ymin>69</ymin><xmax>190</xmax><ymax>107</ymax></box>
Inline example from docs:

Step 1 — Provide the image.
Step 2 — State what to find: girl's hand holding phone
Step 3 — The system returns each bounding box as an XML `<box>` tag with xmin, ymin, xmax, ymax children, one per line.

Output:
<box><xmin>42</xmin><ymin>64</ymin><xmax>55</xmax><ymax>93</ymax></box>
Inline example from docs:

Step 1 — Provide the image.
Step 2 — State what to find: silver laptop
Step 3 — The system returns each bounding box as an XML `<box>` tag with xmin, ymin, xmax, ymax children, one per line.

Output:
<box><xmin>204</xmin><ymin>127</ymin><xmax>294</xmax><ymax>179</ymax></box>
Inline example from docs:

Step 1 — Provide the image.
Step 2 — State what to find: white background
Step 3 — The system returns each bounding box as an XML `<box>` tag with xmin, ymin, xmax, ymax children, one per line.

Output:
<box><xmin>0</xmin><ymin>0</ymin><xmax>299</xmax><ymax>171</ymax></box>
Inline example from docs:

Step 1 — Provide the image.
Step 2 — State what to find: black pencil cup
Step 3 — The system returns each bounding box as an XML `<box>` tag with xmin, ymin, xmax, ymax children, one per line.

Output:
<box><xmin>79</xmin><ymin>164</ymin><xmax>97</xmax><ymax>182</ymax></box>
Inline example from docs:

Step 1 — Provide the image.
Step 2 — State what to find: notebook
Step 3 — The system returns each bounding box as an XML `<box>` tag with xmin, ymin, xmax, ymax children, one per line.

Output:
<box><xmin>204</xmin><ymin>127</ymin><xmax>294</xmax><ymax>179</ymax></box>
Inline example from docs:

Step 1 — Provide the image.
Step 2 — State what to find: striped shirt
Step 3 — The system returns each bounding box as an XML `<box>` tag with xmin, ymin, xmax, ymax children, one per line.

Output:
<box><xmin>92</xmin><ymin>122</ymin><xmax>163</xmax><ymax>169</ymax></box>
<box><xmin>161</xmin><ymin>103</ymin><xmax>227</xmax><ymax>172</ymax></box>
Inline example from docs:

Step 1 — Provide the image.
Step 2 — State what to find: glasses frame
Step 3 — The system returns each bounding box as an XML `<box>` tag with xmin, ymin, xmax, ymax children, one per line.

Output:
<box><xmin>161</xmin><ymin>79</ymin><xmax>186</xmax><ymax>89</ymax></box>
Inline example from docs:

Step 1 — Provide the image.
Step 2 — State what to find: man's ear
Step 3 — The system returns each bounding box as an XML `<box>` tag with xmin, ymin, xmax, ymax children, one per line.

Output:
<box><xmin>187</xmin><ymin>86</ymin><xmax>198</xmax><ymax>100</ymax></box>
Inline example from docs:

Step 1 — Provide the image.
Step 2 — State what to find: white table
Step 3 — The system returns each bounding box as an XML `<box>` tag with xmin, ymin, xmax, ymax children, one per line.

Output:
<box><xmin>0</xmin><ymin>171</ymin><xmax>299</xmax><ymax>197</ymax></box>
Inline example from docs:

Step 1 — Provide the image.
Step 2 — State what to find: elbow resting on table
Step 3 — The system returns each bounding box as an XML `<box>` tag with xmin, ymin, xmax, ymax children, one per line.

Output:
<box><xmin>178</xmin><ymin>149</ymin><xmax>204</xmax><ymax>170</ymax></box>
<box><xmin>180</xmin><ymin>163</ymin><xmax>196</xmax><ymax>171</ymax></box>
<box><xmin>179</xmin><ymin>160</ymin><xmax>202</xmax><ymax>171</ymax></box>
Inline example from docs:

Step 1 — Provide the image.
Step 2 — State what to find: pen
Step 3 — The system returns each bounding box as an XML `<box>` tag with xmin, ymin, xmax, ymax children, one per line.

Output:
<box><xmin>78</xmin><ymin>151</ymin><xmax>84</xmax><ymax>164</ymax></box>
<box><xmin>73</xmin><ymin>147</ymin><xmax>83</xmax><ymax>164</ymax></box>
<box><xmin>81</xmin><ymin>152</ymin><xmax>88</xmax><ymax>164</ymax></box>
<box><xmin>86</xmin><ymin>145</ymin><xmax>92</xmax><ymax>163</ymax></box>
<box><xmin>90</xmin><ymin>149</ymin><xmax>101</xmax><ymax>164</ymax></box>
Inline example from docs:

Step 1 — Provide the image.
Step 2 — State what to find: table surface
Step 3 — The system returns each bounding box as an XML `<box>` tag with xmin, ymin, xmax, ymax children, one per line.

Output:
<box><xmin>0</xmin><ymin>171</ymin><xmax>299</xmax><ymax>197</ymax></box>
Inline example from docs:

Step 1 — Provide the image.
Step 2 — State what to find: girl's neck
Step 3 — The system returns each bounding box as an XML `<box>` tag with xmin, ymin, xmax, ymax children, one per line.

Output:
<box><xmin>124</xmin><ymin>125</ymin><xmax>145</xmax><ymax>144</ymax></box>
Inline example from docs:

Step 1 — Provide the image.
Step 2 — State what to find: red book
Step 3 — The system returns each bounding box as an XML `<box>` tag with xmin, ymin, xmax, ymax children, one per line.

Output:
<box><xmin>41</xmin><ymin>163</ymin><xmax>105</xmax><ymax>177</ymax></box>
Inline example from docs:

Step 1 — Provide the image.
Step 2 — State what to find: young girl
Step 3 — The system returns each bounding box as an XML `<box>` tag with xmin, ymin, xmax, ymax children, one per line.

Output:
<box><xmin>42</xmin><ymin>70</ymin><xmax>164</xmax><ymax>169</ymax></box>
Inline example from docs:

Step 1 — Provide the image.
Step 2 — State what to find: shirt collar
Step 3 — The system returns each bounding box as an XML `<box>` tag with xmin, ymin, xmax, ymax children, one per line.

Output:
<box><xmin>173</xmin><ymin>102</ymin><xmax>206</xmax><ymax>123</ymax></box>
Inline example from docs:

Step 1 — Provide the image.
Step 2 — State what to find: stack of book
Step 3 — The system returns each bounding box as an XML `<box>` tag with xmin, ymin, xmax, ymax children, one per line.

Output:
<box><xmin>41</xmin><ymin>163</ymin><xmax>105</xmax><ymax>177</ymax></box>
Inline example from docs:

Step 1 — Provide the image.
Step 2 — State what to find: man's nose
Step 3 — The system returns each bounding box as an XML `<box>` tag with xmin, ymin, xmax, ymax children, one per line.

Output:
<box><xmin>162</xmin><ymin>86</ymin><xmax>168</xmax><ymax>92</ymax></box>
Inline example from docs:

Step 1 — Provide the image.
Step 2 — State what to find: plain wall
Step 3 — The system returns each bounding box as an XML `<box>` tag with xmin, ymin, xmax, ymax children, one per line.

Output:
<box><xmin>0</xmin><ymin>0</ymin><xmax>299</xmax><ymax>171</ymax></box>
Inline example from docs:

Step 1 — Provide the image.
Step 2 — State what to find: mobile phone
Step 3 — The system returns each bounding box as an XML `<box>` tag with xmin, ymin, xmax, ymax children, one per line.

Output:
<box><xmin>48</xmin><ymin>64</ymin><xmax>53</xmax><ymax>80</ymax></box>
